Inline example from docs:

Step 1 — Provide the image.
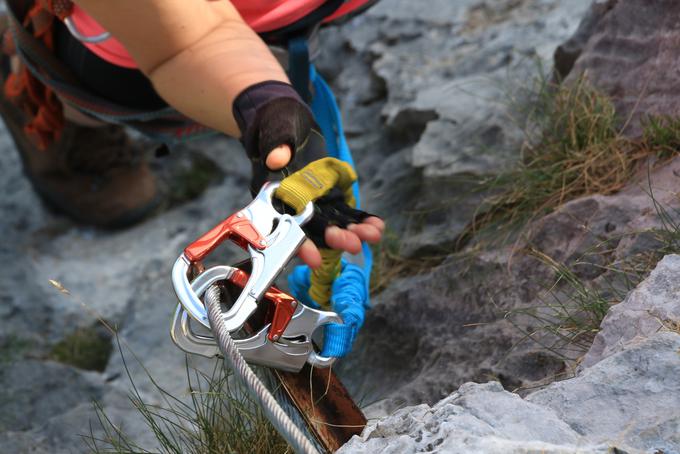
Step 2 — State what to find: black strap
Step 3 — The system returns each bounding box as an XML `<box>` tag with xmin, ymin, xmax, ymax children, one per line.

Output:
<box><xmin>288</xmin><ymin>36</ymin><xmax>311</xmax><ymax>103</ymax></box>
<box><xmin>5</xmin><ymin>0</ymin><xmax>175</xmax><ymax>118</ymax></box>
<box><xmin>323</xmin><ymin>0</ymin><xmax>380</xmax><ymax>26</ymax></box>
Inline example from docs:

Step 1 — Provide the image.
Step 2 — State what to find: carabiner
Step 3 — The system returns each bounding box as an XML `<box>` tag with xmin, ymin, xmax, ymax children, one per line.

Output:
<box><xmin>172</xmin><ymin>182</ymin><xmax>314</xmax><ymax>332</ymax></box>
<box><xmin>170</xmin><ymin>264</ymin><xmax>342</xmax><ymax>371</ymax></box>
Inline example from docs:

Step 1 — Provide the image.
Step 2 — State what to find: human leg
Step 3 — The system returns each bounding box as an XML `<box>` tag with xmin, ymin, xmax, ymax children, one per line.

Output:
<box><xmin>0</xmin><ymin>13</ymin><xmax>161</xmax><ymax>228</ymax></box>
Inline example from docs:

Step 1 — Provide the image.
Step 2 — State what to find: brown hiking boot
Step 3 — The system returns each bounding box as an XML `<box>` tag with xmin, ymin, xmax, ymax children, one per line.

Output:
<box><xmin>0</xmin><ymin>84</ymin><xmax>162</xmax><ymax>228</ymax></box>
<box><xmin>0</xmin><ymin>14</ymin><xmax>160</xmax><ymax>228</ymax></box>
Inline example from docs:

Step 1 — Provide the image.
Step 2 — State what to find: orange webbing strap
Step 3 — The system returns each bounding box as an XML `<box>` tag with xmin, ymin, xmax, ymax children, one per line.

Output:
<box><xmin>3</xmin><ymin>1</ymin><xmax>66</xmax><ymax>149</ymax></box>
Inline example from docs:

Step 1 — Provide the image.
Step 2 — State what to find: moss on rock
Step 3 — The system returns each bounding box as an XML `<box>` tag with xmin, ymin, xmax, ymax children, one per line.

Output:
<box><xmin>49</xmin><ymin>325</ymin><xmax>112</xmax><ymax>372</ymax></box>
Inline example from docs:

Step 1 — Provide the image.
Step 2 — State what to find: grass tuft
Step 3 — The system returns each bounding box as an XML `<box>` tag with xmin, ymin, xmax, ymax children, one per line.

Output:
<box><xmin>82</xmin><ymin>339</ymin><xmax>289</xmax><ymax>454</ymax></box>
<box><xmin>166</xmin><ymin>153</ymin><xmax>224</xmax><ymax>207</ymax></box>
<box><xmin>506</xmin><ymin>184</ymin><xmax>680</xmax><ymax>362</ymax></box>
<box><xmin>641</xmin><ymin>115</ymin><xmax>680</xmax><ymax>159</ymax></box>
<box><xmin>505</xmin><ymin>248</ymin><xmax>620</xmax><ymax>360</ymax></box>
<box><xmin>370</xmin><ymin>76</ymin><xmax>680</xmax><ymax>294</ymax></box>
<box><xmin>471</xmin><ymin>75</ymin><xmax>680</xmax><ymax>243</ymax></box>
<box><xmin>369</xmin><ymin>229</ymin><xmax>444</xmax><ymax>293</ymax></box>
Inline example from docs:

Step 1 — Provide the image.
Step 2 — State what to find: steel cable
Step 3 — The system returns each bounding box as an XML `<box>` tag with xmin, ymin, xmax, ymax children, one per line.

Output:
<box><xmin>204</xmin><ymin>285</ymin><xmax>320</xmax><ymax>454</ymax></box>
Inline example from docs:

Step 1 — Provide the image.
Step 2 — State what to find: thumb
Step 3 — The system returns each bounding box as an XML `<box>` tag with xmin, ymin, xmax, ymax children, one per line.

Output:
<box><xmin>265</xmin><ymin>144</ymin><xmax>293</xmax><ymax>170</ymax></box>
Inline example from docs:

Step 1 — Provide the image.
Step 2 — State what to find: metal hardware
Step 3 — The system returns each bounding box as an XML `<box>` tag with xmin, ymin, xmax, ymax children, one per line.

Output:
<box><xmin>172</xmin><ymin>182</ymin><xmax>314</xmax><ymax>332</ymax></box>
<box><xmin>170</xmin><ymin>265</ymin><xmax>341</xmax><ymax>371</ymax></box>
<box><xmin>63</xmin><ymin>17</ymin><xmax>112</xmax><ymax>44</ymax></box>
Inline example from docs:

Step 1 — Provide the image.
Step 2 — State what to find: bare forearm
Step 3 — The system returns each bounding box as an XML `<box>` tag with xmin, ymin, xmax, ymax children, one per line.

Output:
<box><xmin>148</xmin><ymin>22</ymin><xmax>289</xmax><ymax>137</ymax></box>
<box><xmin>72</xmin><ymin>0</ymin><xmax>289</xmax><ymax>137</ymax></box>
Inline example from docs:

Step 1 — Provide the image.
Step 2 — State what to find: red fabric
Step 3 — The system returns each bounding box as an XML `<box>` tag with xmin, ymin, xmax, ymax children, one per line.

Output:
<box><xmin>237</xmin><ymin>0</ymin><xmax>326</xmax><ymax>32</ymax></box>
<box><xmin>322</xmin><ymin>0</ymin><xmax>372</xmax><ymax>23</ymax></box>
<box><xmin>4</xmin><ymin>4</ymin><xmax>64</xmax><ymax>149</ymax></box>
<box><xmin>70</xmin><ymin>5</ymin><xmax>137</xmax><ymax>69</ymax></box>
<box><xmin>70</xmin><ymin>0</ymin><xmax>367</xmax><ymax>68</ymax></box>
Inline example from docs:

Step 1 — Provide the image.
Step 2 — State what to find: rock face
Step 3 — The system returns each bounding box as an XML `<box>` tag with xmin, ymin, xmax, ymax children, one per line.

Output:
<box><xmin>341</xmin><ymin>256</ymin><xmax>680</xmax><ymax>454</ymax></box>
<box><xmin>341</xmin><ymin>382</ymin><xmax>610</xmax><ymax>454</ymax></box>
<box><xmin>582</xmin><ymin>254</ymin><xmax>680</xmax><ymax>367</ymax></box>
<box><xmin>557</xmin><ymin>0</ymin><xmax>680</xmax><ymax>136</ymax></box>
<box><xmin>528</xmin><ymin>333</ymin><xmax>680</xmax><ymax>453</ymax></box>
<box><xmin>0</xmin><ymin>132</ymin><xmax>250</xmax><ymax>452</ymax></box>
<box><xmin>316</xmin><ymin>0</ymin><xmax>593</xmax><ymax>256</ymax></box>
<box><xmin>331</xmin><ymin>0</ymin><xmax>680</xmax><ymax>412</ymax></box>
<box><xmin>341</xmin><ymin>153</ymin><xmax>680</xmax><ymax>410</ymax></box>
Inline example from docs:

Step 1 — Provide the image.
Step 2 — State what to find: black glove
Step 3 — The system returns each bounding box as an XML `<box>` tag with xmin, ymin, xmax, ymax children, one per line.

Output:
<box><xmin>232</xmin><ymin>81</ymin><xmax>374</xmax><ymax>248</ymax></box>
<box><xmin>233</xmin><ymin>80</ymin><xmax>314</xmax><ymax>172</ymax></box>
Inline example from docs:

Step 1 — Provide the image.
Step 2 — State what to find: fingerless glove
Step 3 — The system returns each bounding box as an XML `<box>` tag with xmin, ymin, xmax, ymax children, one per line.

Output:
<box><xmin>232</xmin><ymin>80</ymin><xmax>314</xmax><ymax>167</ymax></box>
<box><xmin>233</xmin><ymin>81</ymin><xmax>375</xmax><ymax>249</ymax></box>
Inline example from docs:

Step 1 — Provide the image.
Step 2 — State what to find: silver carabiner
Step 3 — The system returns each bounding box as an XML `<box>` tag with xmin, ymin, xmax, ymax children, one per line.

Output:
<box><xmin>172</xmin><ymin>182</ymin><xmax>313</xmax><ymax>332</ymax></box>
<box><xmin>170</xmin><ymin>265</ymin><xmax>342</xmax><ymax>371</ymax></box>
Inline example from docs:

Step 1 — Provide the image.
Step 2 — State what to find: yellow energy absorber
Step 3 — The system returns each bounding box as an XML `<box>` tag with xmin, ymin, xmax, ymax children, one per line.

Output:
<box><xmin>275</xmin><ymin>157</ymin><xmax>357</xmax><ymax>307</ymax></box>
<box><xmin>276</xmin><ymin>158</ymin><xmax>357</xmax><ymax>213</ymax></box>
<box><xmin>309</xmin><ymin>248</ymin><xmax>342</xmax><ymax>309</ymax></box>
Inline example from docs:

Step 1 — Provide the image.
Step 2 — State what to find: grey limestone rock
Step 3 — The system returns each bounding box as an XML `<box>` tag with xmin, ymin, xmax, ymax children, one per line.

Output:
<box><xmin>0</xmin><ymin>132</ymin><xmax>252</xmax><ymax>452</ymax></box>
<box><xmin>341</xmin><ymin>153</ymin><xmax>680</xmax><ymax>410</ymax></box>
<box><xmin>528</xmin><ymin>332</ymin><xmax>680</xmax><ymax>454</ymax></box>
<box><xmin>317</xmin><ymin>0</ymin><xmax>593</xmax><ymax>257</ymax></box>
<box><xmin>561</xmin><ymin>0</ymin><xmax>680</xmax><ymax>136</ymax></box>
<box><xmin>343</xmin><ymin>256</ymin><xmax>680</xmax><ymax>454</ymax></box>
<box><xmin>339</xmin><ymin>382</ymin><xmax>612</xmax><ymax>454</ymax></box>
<box><xmin>581</xmin><ymin>254</ymin><xmax>680</xmax><ymax>367</ymax></box>
<box><xmin>343</xmin><ymin>333</ymin><xmax>680</xmax><ymax>453</ymax></box>
<box><xmin>4</xmin><ymin>0</ymin><xmax>680</xmax><ymax>452</ymax></box>
<box><xmin>366</xmin><ymin>0</ymin><xmax>592</xmax><ymax>178</ymax></box>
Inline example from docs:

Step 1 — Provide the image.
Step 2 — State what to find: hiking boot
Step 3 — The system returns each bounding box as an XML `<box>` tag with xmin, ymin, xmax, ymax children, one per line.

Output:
<box><xmin>0</xmin><ymin>13</ymin><xmax>160</xmax><ymax>228</ymax></box>
<box><xmin>0</xmin><ymin>81</ymin><xmax>161</xmax><ymax>229</ymax></box>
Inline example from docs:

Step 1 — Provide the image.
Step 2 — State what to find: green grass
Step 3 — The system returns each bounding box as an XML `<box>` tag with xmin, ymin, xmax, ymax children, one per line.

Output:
<box><xmin>369</xmin><ymin>226</ymin><xmax>454</xmax><ymax>293</ymax></box>
<box><xmin>641</xmin><ymin>115</ymin><xmax>680</xmax><ymax>159</ymax></box>
<box><xmin>370</xmin><ymin>229</ymin><xmax>418</xmax><ymax>293</ymax></box>
<box><xmin>167</xmin><ymin>153</ymin><xmax>224</xmax><ymax>206</ymax></box>
<box><xmin>505</xmin><ymin>249</ymin><xmax>621</xmax><ymax>360</ymax></box>
<box><xmin>469</xmin><ymin>76</ymin><xmax>680</xmax><ymax>245</ymax></box>
<box><xmin>46</xmin><ymin>277</ymin><xmax>294</xmax><ymax>454</ymax></box>
<box><xmin>484</xmin><ymin>74</ymin><xmax>680</xmax><ymax>363</ymax></box>
<box><xmin>370</xmin><ymin>75</ymin><xmax>680</xmax><ymax>293</ymax></box>
<box><xmin>0</xmin><ymin>335</ymin><xmax>32</xmax><ymax>365</ymax></box>
<box><xmin>83</xmin><ymin>340</ymin><xmax>290</xmax><ymax>454</ymax></box>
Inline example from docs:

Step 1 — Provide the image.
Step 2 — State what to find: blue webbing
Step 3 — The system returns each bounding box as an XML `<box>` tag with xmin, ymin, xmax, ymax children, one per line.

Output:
<box><xmin>287</xmin><ymin>64</ymin><xmax>373</xmax><ymax>358</ymax></box>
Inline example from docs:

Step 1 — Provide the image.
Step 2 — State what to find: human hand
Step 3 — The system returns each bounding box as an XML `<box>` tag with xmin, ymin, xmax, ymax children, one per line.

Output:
<box><xmin>298</xmin><ymin>216</ymin><xmax>384</xmax><ymax>268</ymax></box>
<box><xmin>270</xmin><ymin>157</ymin><xmax>383</xmax><ymax>270</ymax></box>
<box><xmin>264</xmin><ymin>144</ymin><xmax>293</xmax><ymax>170</ymax></box>
<box><xmin>265</xmin><ymin>144</ymin><xmax>384</xmax><ymax>268</ymax></box>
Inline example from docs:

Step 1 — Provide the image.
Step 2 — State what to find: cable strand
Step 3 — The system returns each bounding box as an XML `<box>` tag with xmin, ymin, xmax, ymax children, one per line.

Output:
<box><xmin>204</xmin><ymin>285</ymin><xmax>320</xmax><ymax>454</ymax></box>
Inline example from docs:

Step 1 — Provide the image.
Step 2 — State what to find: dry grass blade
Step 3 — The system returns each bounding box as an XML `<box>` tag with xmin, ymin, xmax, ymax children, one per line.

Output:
<box><xmin>470</xmin><ymin>75</ymin><xmax>679</xmax><ymax>244</ymax></box>
<box><xmin>81</xmin><ymin>343</ymin><xmax>290</xmax><ymax>454</ymax></box>
<box><xmin>504</xmin><ymin>182</ymin><xmax>680</xmax><ymax>362</ymax></box>
<box><xmin>504</xmin><ymin>248</ymin><xmax>622</xmax><ymax>362</ymax></box>
<box><xmin>369</xmin><ymin>229</ymin><xmax>444</xmax><ymax>293</ymax></box>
